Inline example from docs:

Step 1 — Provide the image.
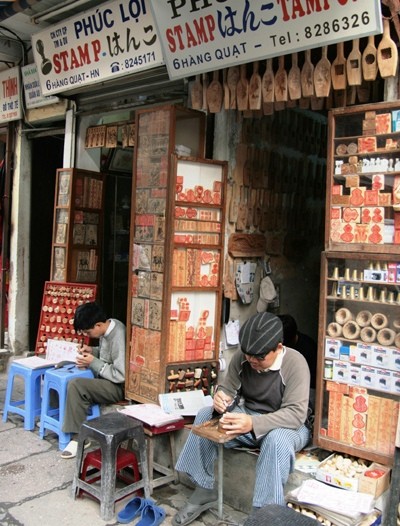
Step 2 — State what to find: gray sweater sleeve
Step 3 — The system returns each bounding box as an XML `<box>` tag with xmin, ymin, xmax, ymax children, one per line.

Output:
<box><xmin>89</xmin><ymin>319</ymin><xmax>126</xmax><ymax>383</ymax></box>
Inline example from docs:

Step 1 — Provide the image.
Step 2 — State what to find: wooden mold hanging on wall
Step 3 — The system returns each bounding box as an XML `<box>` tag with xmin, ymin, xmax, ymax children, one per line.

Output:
<box><xmin>85</xmin><ymin>125</ymin><xmax>107</xmax><ymax>148</ymax></box>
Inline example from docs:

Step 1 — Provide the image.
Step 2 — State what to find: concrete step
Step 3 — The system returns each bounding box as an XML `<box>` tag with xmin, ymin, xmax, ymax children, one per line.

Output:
<box><xmin>155</xmin><ymin>425</ymin><xmax>314</xmax><ymax>514</ymax></box>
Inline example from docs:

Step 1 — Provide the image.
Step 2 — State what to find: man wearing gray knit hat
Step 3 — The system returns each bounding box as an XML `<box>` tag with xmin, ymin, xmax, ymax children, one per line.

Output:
<box><xmin>173</xmin><ymin>312</ymin><xmax>311</xmax><ymax>526</ymax></box>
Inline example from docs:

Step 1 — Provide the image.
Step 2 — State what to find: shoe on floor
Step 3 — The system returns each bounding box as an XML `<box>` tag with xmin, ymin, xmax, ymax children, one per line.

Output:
<box><xmin>137</xmin><ymin>503</ymin><xmax>166</xmax><ymax>526</ymax></box>
<box><xmin>117</xmin><ymin>497</ymin><xmax>154</xmax><ymax>523</ymax></box>
<box><xmin>60</xmin><ymin>439</ymin><xmax>91</xmax><ymax>459</ymax></box>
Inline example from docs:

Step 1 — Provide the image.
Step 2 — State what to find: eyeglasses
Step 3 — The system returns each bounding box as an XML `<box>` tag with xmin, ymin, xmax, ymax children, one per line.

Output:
<box><xmin>243</xmin><ymin>352</ymin><xmax>269</xmax><ymax>361</ymax></box>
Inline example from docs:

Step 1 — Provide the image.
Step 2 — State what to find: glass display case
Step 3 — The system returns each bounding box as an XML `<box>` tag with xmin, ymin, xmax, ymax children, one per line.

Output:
<box><xmin>125</xmin><ymin>104</ymin><xmax>227</xmax><ymax>404</ymax></box>
<box><xmin>326</xmin><ymin>101</ymin><xmax>400</xmax><ymax>254</ymax></box>
<box><xmin>50</xmin><ymin>168</ymin><xmax>105</xmax><ymax>285</ymax></box>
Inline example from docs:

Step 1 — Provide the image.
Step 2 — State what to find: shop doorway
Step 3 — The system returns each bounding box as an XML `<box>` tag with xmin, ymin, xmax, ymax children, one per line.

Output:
<box><xmin>29</xmin><ymin>135</ymin><xmax>64</xmax><ymax>350</ymax></box>
<box><xmin>101</xmin><ymin>170</ymin><xmax>132</xmax><ymax>324</ymax></box>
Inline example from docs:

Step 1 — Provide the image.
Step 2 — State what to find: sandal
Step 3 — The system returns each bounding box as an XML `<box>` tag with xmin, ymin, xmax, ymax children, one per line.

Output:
<box><xmin>60</xmin><ymin>439</ymin><xmax>91</xmax><ymax>459</ymax></box>
<box><xmin>136</xmin><ymin>503</ymin><xmax>166</xmax><ymax>526</ymax></box>
<box><xmin>117</xmin><ymin>496</ymin><xmax>154</xmax><ymax>524</ymax></box>
<box><xmin>172</xmin><ymin>499</ymin><xmax>218</xmax><ymax>526</ymax></box>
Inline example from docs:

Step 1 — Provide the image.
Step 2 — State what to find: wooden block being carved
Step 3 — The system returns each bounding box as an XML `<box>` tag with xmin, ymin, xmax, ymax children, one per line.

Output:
<box><xmin>228</xmin><ymin>233</ymin><xmax>266</xmax><ymax>257</ymax></box>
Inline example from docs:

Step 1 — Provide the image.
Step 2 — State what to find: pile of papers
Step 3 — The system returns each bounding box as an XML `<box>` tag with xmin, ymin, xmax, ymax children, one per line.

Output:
<box><xmin>286</xmin><ymin>479</ymin><xmax>375</xmax><ymax>526</ymax></box>
<box><xmin>119</xmin><ymin>404</ymin><xmax>183</xmax><ymax>428</ymax></box>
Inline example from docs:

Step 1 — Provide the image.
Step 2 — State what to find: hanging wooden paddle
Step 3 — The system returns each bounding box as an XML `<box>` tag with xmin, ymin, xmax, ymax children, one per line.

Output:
<box><xmin>275</xmin><ymin>55</ymin><xmax>288</xmax><ymax>102</ymax></box>
<box><xmin>222</xmin><ymin>69</ymin><xmax>230</xmax><ymax>110</ymax></box>
<box><xmin>346</xmin><ymin>39</ymin><xmax>362</xmax><ymax>86</ymax></box>
<box><xmin>301</xmin><ymin>49</ymin><xmax>314</xmax><ymax>97</ymax></box>
<box><xmin>331</xmin><ymin>41</ymin><xmax>347</xmax><ymax>90</ymax></box>
<box><xmin>236</xmin><ymin>64</ymin><xmax>249</xmax><ymax>111</ymax></box>
<box><xmin>362</xmin><ymin>35</ymin><xmax>378</xmax><ymax>81</ymax></box>
<box><xmin>202</xmin><ymin>72</ymin><xmax>209</xmax><ymax>110</ymax></box>
<box><xmin>191</xmin><ymin>75</ymin><xmax>203</xmax><ymax>110</ymax></box>
<box><xmin>207</xmin><ymin>70</ymin><xmax>223</xmax><ymax>113</ymax></box>
<box><xmin>262</xmin><ymin>58</ymin><xmax>274</xmax><ymax>114</ymax></box>
<box><xmin>249</xmin><ymin>61</ymin><xmax>262</xmax><ymax>110</ymax></box>
<box><xmin>314</xmin><ymin>46</ymin><xmax>331</xmax><ymax>97</ymax></box>
<box><xmin>378</xmin><ymin>18</ymin><xmax>398</xmax><ymax>78</ymax></box>
<box><xmin>227</xmin><ymin>66</ymin><xmax>239</xmax><ymax>110</ymax></box>
<box><xmin>288</xmin><ymin>52</ymin><xmax>301</xmax><ymax>100</ymax></box>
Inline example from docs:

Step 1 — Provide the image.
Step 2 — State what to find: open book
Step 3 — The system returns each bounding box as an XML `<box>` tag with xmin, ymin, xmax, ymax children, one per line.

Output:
<box><xmin>119</xmin><ymin>403</ymin><xmax>184</xmax><ymax>428</ymax></box>
<box><xmin>13</xmin><ymin>339</ymin><xmax>80</xmax><ymax>369</ymax></box>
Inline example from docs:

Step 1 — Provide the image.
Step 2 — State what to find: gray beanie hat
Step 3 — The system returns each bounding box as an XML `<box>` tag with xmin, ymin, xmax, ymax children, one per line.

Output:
<box><xmin>239</xmin><ymin>312</ymin><xmax>283</xmax><ymax>356</ymax></box>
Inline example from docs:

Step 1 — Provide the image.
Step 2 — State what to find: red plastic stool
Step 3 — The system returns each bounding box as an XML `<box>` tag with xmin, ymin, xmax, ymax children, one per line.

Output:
<box><xmin>79</xmin><ymin>447</ymin><xmax>141</xmax><ymax>498</ymax></box>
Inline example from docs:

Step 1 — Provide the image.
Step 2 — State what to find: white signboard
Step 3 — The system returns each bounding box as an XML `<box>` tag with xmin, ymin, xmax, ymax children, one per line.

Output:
<box><xmin>0</xmin><ymin>67</ymin><xmax>21</xmax><ymax>122</ymax></box>
<box><xmin>32</xmin><ymin>0</ymin><xmax>164</xmax><ymax>96</ymax></box>
<box><xmin>21</xmin><ymin>64</ymin><xmax>60</xmax><ymax>109</ymax></box>
<box><xmin>149</xmin><ymin>0</ymin><xmax>383</xmax><ymax>80</ymax></box>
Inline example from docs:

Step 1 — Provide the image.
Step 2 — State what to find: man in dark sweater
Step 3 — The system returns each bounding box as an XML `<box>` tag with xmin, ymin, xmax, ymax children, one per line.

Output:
<box><xmin>172</xmin><ymin>312</ymin><xmax>311</xmax><ymax>526</ymax></box>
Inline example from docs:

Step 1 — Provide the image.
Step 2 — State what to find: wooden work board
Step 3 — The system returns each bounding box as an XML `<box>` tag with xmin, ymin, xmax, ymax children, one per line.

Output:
<box><xmin>192</xmin><ymin>418</ymin><xmax>242</xmax><ymax>443</ymax></box>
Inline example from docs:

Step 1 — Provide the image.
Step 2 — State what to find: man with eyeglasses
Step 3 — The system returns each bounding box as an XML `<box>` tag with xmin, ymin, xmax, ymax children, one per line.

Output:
<box><xmin>60</xmin><ymin>302</ymin><xmax>126</xmax><ymax>459</ymax></box>
<box><xmin>172</xmin><ymin>312</ymin><xmax>311</xmax><ymax>526</ymax></box>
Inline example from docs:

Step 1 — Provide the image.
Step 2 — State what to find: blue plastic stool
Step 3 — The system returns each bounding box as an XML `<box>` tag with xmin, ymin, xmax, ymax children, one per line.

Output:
<box><xmin>39</xmin><ymin>366</ymin><xmax>101</xmax><ymax>450</ymax></box>
<box><xmin>2</xmin><ymin>361</ymin><xmax>50</xmax><ymax>430</ymax></box>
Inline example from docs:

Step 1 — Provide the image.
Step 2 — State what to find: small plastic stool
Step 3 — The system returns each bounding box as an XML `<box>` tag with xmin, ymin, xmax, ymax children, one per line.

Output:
<box><xmin>79</xmin><ymin>446</ymin><xmax>141</xmax><ymax>496</ymax></box>
<box><xmin>71</xmin><ymin>412</ymin><xmax>151</xmax><ymax>521</ymax></box>
<box><xmin>39</xmin><ymin>366</ymin><xmax>101</xmax><ymax>450</ymax></box>
<box><xmin>2</xmin><ymin>361</ymin><xmax>50</xmax><ymax>430</ymax></box>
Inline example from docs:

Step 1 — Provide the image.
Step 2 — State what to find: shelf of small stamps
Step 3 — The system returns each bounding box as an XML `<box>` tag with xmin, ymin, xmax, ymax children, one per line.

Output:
<box><xmin>35</xmin><ymin>281</ymin><xmax>97</xmax><ymax>355</ymax></box>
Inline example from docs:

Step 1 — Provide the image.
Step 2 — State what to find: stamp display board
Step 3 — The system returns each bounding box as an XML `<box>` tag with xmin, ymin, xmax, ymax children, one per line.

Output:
<box><xmin>35</xmin><ymin>281</ymin><xmax>97</xmax><ymax>355</ymax></box>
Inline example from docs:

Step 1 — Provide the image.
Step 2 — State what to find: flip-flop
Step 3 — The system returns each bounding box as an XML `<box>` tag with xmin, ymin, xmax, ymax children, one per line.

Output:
<box><xmin>60</xmin><ymin>439</ymin><xmax>91</xmax><ymax>459</ymax></box>
<box><xmin>171</xmin><ymin>499</ymin><xmax>218</xmax><ymax>526</ymax></box>
<box><xmin>136</xmin><ymin>503</ymin><xmax>166</xmax><ymax>526</ymax></box>
<box><xmin>117</xmin><ymin>497</ymin><xmax>154</xmax><ymax>524</ymax></box>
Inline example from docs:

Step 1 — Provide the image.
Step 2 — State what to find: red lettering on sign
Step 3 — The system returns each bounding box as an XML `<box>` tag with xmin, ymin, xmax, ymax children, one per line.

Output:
<box><xmin>166</xmin><ymin>14</ymin><xmax>215</xmax><ymax>52</ymax></box>
<box><xmin>277</xmin><ymin>0</ymin><xmax>331</xmax><ymax>20</ymax></box>
<box><xmin>53</xmin><ymin>40</ymin><xmax>101</xmax><ymax>74</ymax></box>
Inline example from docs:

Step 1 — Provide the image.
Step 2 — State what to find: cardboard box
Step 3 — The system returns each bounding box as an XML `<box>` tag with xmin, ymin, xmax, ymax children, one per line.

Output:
<box><xmin>325</xmin><ymin>338</ymin><xmax>341</xmax><ymax>358</ymax></box>
<box><xmin>359</xmin><ymin>463</ymin><xmax>391</xmax><ymax>498</ymax></box>
<box><xmin>316</xmin><ymin>454</ymin><xmax>369</xmax><ymax>491</ymax></box>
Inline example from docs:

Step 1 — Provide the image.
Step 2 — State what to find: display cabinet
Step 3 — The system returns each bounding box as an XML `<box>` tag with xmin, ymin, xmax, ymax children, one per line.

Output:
<box><xmin>50</xmin><ymin>168</ymin><xmax>105</xmax><ymax>285</ymax></box>
<box><xmin>125</xmin><ymin>104</ymin><xmax>226</xmax><ymax>404</ymax></box>
<box><xmin>314</xmin><ymin>251</ymin><xmax>400</xmax><ymax>466</ymax></box>
<box><xmin>326</xmin><ymin>101</ymin><xmax>400</xmax><ymax>254</ymax></box>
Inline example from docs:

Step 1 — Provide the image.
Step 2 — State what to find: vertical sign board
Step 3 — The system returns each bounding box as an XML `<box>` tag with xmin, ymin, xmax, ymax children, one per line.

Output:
<box><xmin>21</xmin><ymin>64</ymin><xmax>60</xmax><ymax>109</ymax></box>
<box><xmin>31</xmin><ymin>0</ymin><xmax>164</xmax><ymax>96</ymax></box>
<box><xmin>149</xmin><ymin>0</ymin><xmax>383</xmax><ymax>80</ymax></box>
<box><xmin>0</xmin><ymin>67</ymin><xmax>21</xmax><ymax>122</ymax></box>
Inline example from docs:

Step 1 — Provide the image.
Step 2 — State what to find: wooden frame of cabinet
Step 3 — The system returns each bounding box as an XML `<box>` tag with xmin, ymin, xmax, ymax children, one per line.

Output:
<box><xmin>326</xmin><ymin>101</ymin><xmax>400</xmax><ymax>254</ymax></box>
<box><xmin>50</xmin><ymin>168</ymin><xmax>105</xmax><ymax>285</ymax></box>
<box><xmin>125</xmin><ymin>104</ymin><xmax>227</xmax><ymax>404</ymax></box>
<box><xmin>317</xmin><ymin>101</ymin><xmax>400</xmax><ymax>467</ymax></box>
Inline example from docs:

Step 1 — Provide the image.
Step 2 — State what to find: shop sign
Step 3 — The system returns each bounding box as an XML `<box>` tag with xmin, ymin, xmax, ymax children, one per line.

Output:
<box><xmin>21</xmin><ymin>64</ymin><xmax>60</xmax><ymax>109</ymax></box>
<box><xmin>0</xmin><ymin>67</ymin><xmax>21</xmax><ymax>122</ymax></box>
<box><xmin>149</xmin><ymin>0</ymin><xmax>383</xmax><ymax>80</ymax></box>
<box><xmin>31</xmin><ymin>0</ymin><xmax>164</xmax><ymax>96</ymax></box>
